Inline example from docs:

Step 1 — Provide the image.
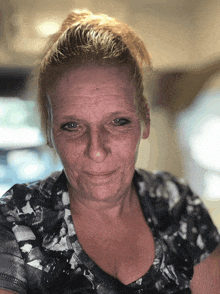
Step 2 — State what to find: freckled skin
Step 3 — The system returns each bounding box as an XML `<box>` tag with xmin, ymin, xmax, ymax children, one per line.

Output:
<box><xmin>49</xmin><ymin>65</ymin><xmax>150</xmax><ymax>208</ymax></box>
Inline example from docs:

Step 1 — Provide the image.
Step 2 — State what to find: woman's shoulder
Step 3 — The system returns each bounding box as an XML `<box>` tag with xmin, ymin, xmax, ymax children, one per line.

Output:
<box><xmin>0</xmin><ymin>171</ymin><xmax>63</xmax><ymax>203</ymax></box>
<box><xmin>0</xmin><ymin>171</ymin><xmax>65</xmax><ymax>224</ymax></box>
<box><xmin>135</xmin><ymin>169</ymin><xmax>220</xmax><ymax>265</ymax></box>
<box><xmin>135</xmin><ymin>169</ymin><xmax>191</xmax><ymax>209</ymax></box>
<box><xmin>135</xmin><ymin>168</ymin><xmax>213</xmax><ymax>223</ymax></box>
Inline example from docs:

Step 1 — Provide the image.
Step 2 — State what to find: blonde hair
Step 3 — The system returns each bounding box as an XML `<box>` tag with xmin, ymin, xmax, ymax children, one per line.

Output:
<box><xmin>38</xmin><ymin>10</ymin><xmax>151</xmax><ymax>137</ymax></box>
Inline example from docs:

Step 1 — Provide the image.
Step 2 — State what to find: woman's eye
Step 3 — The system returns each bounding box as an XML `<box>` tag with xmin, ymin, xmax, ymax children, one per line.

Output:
<box><xmin>112</xmin><ymin>118</ymin><xmax>131</xmax><ymax>126</ymax></box>
<box><xmin>61</xmin><ymin>122</ymin><xmax>79</xmax><ymax>131</ymax></box>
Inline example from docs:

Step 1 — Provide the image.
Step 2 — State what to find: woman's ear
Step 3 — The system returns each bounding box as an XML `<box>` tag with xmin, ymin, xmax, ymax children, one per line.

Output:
<box><xmin>46</xmin><ymin>94</ymin><xmax>54</xmax><ymax>148</ymax></box>
<box><xmin>46</xmin><ymin>122</ymin><xmax>55</xmax><ymax>148</ymax></box>
<box><xmin>47</xmin><ymin>133</ymin><xmax>54</xmax><ymax>148</ymax></box>
<box><xmin>141</xmin><ymin>107</ymin><xmax>150</xmax><ymax>139</ymax></box>
<box><xmin>142</xmin><ymin>123</ymin><xmax>150</xmax><ymax>139</ymax></box>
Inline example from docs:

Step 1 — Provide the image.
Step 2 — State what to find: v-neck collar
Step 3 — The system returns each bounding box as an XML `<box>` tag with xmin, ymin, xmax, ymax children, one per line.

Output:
<box><xmin>55</xmin><ymin>170</ymin><xmax>163</xmax><ymax>292</ymax></box>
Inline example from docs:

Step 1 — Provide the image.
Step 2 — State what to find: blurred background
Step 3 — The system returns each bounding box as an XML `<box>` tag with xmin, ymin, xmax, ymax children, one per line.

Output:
<box><xmin>0</xmin><ymin>0</ymin><xmax>220</xmax><ymax>229</ymax></box>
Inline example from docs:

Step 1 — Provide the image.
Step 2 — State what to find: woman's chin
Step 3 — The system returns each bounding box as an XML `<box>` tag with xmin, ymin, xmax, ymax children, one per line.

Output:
<box><xmin>79</xmin><ymin>181</ymin><xmax>122</xmax><ymax>202</ymax></box>
<box><xmin>66</xmin><ymin>168</ymin><xmax>134</xmax><ymax>204</ymax></box>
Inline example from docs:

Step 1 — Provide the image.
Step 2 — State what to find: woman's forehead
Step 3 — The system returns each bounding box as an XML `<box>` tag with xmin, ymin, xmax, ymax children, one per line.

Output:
<box><xmin>49</xmin><ymin>65</ymin><xmax>135</xmax><ymax>100</ymax></box>
<box><xmin>47</xmin><ymin>66</ymin><xmax>139</xmax><ymax>122</ymax></box>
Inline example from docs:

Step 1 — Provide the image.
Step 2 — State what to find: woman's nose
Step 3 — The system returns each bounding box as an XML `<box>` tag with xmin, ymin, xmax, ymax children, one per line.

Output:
<box><xmin>86</xmin><ymin>127</ymin><xmax>109</xmax><ymax>163</ymax></box>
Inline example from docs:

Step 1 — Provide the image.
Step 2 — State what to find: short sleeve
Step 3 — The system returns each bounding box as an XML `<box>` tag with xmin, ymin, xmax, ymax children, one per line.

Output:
<box><xmin>137</xmin><ymin>169</ymin><xmax>220</xmax><ymax>267</ymax></box>
<box><xmin>0</xmin><ymin>209</ymin><xmax>27</xmax><ymax>294</ymax></box>
<box><xmin>158</xmin><ymin>171</ymin><xmax>220</xmax><ymax>266</ymax></box>
<box><xmin>177</xmin><ymin>186</ymin><xmax>220</xmax><ymax>266</ymax></box>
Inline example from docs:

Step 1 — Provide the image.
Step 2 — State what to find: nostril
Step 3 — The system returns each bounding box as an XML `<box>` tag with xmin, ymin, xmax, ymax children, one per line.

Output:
<box><xmin>88</xmin><ymin>147</ymin><xmax>108</xmax><ymax>163</ymax></box>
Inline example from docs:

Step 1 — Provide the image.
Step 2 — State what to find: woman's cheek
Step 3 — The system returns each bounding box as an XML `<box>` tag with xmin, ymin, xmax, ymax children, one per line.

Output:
<box><xmin>112</xmin><ymin>134</ymin><xmax>140</xmax><ymax>157</ymax></box>
<box><xmin>52</xmin><ymin>132</ymin><xmax>81</xmax><ymax>160</ymax></box>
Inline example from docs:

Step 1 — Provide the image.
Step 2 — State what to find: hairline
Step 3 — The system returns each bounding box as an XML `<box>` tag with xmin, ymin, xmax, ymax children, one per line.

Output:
<box><xmin>45</xmin><ymin>62</ymin><xmax>146</xmax><ymax>124</ymax></box>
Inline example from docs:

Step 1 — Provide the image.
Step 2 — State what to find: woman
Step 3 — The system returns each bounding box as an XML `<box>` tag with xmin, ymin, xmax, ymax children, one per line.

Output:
<box><xmin>0</xmin><ymin>10</ymin><xmax>219</xmax><ymax>294</ymax></box>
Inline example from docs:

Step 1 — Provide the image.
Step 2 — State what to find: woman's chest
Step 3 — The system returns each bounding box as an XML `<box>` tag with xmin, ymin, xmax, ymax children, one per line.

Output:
<box><xmin>75</xmin><ymin>213</ymin><xmax>155</xmax><ymax>285</ymax></box>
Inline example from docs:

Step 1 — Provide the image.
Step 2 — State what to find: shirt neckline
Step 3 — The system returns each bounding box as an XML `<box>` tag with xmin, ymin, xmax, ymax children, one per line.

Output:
<box><xmin>57</xmin><ymin>169</ymin><xmax>162</xmax><ymax>291</ymax></box>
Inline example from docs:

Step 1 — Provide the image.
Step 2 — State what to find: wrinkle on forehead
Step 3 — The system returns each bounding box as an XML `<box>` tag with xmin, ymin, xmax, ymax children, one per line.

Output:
<box><xmin>50</xmin><ymin>94</ymin><xmax>136</xmax><ymax>109</ymax></box>
<box><xmin>47</xmin><ymin>66</ymin><xmax>137</xmax><ymax>117</ymax></box>
<box><xmin>57</xmin><ymin>85</ymin><xmax>132</xmax><ymax>97</ymax></box>
<box><xmin>50</xmin><ymin>73</ymin><xmax>135</xmax><ymax>106</ymax></box>
<box><xmin>50</xmin><ymin>65</ymin><xmax>134</xmax><ymax>94</ymax></box>
<box><xmin>50</xmin><ymin>96</ymin><xmax>137</xmax><ymax>117</ymax></box>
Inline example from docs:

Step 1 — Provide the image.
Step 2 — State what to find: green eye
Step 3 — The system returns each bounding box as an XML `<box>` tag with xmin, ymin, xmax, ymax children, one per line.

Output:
<box><xmin>113</xmin><ymin>118</ymin><xmax>131</xmax><ymax>126</ymax></box>
<box><xmin>61</xmin><ymin>122</ymin><xmax>79</xmax><ymax>131</ymax></box>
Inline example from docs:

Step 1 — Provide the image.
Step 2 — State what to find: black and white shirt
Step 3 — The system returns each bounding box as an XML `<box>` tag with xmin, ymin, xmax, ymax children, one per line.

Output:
<box><xmin>0</xmin><ymin>169</ymin><xmax>219</xmax><ymax>294</ymax></box>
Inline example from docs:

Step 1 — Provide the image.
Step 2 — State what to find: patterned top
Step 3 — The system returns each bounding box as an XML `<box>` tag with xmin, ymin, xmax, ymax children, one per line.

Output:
<box><xmin>0</xmin><ymin>169</ymin><xmax>219</xmax><ymax>294</ymax></box>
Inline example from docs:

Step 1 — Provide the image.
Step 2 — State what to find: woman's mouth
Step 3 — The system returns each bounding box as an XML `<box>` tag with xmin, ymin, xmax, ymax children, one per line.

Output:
<box><xmin>83</xmin><ymin>170</ymin><xmax>116</xmax><ymax>183</ymax></box>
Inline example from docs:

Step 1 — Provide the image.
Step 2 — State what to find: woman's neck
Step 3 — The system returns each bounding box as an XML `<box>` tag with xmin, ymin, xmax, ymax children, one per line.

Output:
<box><xmin>68</xmin><ymin>183</ymin><xmax>139</xmax><ymax>220</ymax></box>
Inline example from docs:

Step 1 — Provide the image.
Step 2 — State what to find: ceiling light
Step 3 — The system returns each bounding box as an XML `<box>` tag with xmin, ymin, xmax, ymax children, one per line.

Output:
<box><xmin>37</xmin><ymin>21</ymin><xmax>59</xmax><ymax>36</ymax></box>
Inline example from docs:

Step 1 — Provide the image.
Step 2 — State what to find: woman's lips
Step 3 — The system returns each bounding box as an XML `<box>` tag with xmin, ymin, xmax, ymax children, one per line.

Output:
<box><xmin>84</xmin><ymin>171</ymin><xmax>115</xmax><ymax>176</ymax></box>
<box><xmin>83</xmin><ymin>170</ymin><xmax>116</xmax><ymax>183</ymax></box>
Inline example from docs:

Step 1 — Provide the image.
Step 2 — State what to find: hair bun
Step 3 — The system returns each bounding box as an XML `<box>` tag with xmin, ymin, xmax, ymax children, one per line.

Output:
<box><xmin>49</xmin><ymin>10</ymin><xmax>151</xmax><ymax>71</ymax></box>
<box><xmin>61</xmin><ymin>10</ymin><xmax>93</xmax><ymax>30</ymax></box>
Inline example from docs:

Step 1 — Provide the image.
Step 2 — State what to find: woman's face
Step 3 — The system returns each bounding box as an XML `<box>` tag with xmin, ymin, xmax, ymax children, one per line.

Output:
<box><xmin>48</xmin><ymin>65</ymin><xmax>150</xmax><ymax>202</ymax></box>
